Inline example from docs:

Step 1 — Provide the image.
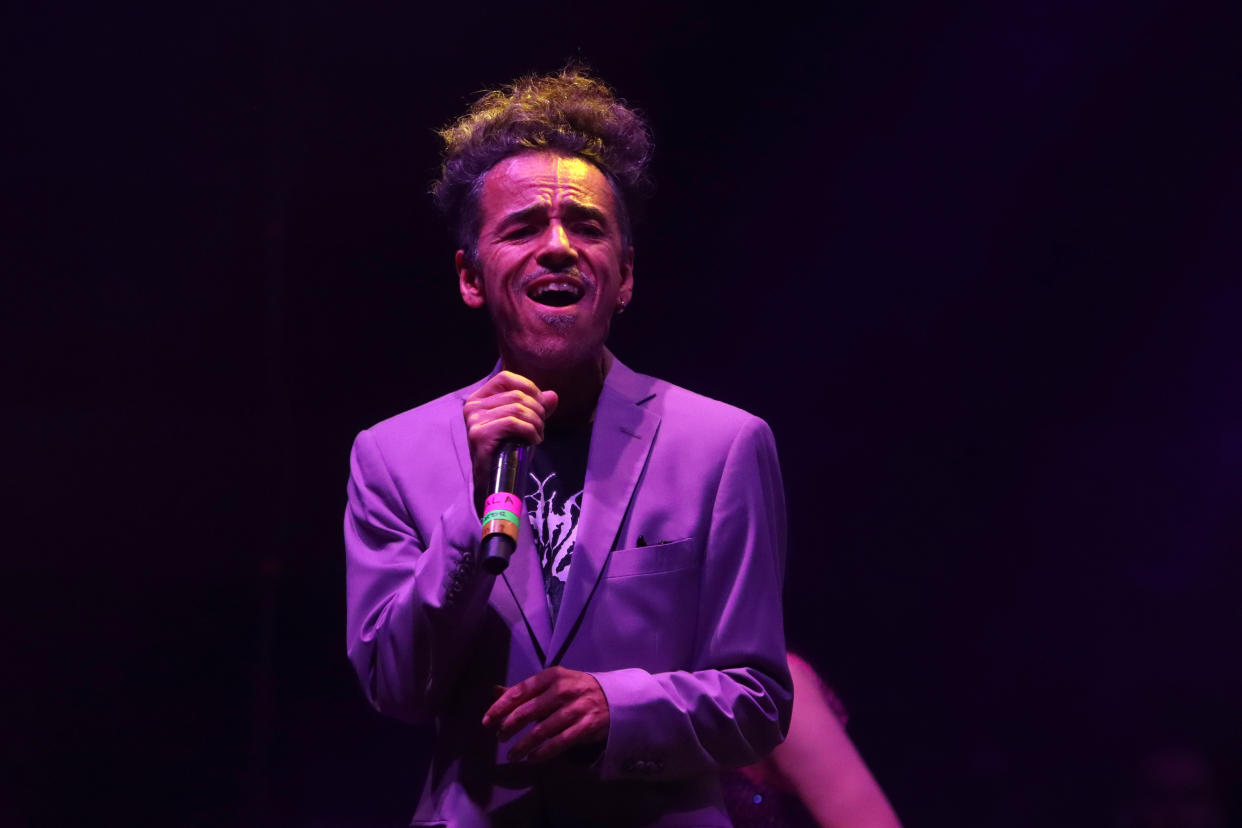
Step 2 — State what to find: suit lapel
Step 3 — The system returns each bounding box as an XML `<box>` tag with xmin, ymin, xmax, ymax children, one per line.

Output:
<box><xmin>452</xmin><ymin>373</ymin><xmax>553</xmax><ymax>665</ymax></box>
<box><xmin>547</xmin><ymin>360</ymin><xmax>660</xmax><ymax>663</ymax></box>
<box><xmin>501</xmin><ymin>518</ymin><xmax>552</xmax><ymax>664</ymax></box>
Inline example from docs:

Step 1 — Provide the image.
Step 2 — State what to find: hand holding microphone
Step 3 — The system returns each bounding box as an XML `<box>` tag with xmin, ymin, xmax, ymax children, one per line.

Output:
<box><xmin>463</xmin><ymin>372</ymin><xmax>559</xmax><ymax>572</ymax></box>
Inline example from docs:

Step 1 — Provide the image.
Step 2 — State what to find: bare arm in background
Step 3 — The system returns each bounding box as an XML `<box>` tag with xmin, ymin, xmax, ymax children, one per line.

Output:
<box><xmin>771</xmin><ymin>653</ymin><xmax>902</xmax><ymax>828</ymax></box>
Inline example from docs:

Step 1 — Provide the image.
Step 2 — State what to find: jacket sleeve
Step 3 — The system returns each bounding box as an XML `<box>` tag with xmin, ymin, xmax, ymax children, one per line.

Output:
<box><xmin>343</xmin><ymin>427</ymin><xmax>495</xmax><ymax>723</ymax></box>
<box><xmin>591</xmin><ymin>415</ymin><xmax>793</xmax><ymax>779</ymax></box>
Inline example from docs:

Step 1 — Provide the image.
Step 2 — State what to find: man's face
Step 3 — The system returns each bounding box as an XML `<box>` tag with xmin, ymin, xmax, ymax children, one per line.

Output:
<box><xmin>457</xmin><ymin>151</ymin><xmax>634</xmax><ymax>371</ymax></box>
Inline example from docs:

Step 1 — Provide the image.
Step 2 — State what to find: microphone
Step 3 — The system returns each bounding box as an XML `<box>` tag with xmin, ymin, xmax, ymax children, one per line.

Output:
<box><xmin>480</xmin><ymin>439</ymin><xmax>534</xmax><ymax>574</ymax></box>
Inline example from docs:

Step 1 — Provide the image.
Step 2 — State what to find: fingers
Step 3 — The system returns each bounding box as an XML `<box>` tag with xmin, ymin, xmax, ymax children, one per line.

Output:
<box><xmin>495</xmin><ymin>689</ymin><xmax>561</xmax><ymax>743</ymax></box>
<box><xmin>466</xmin><ymin>406</ymin><xmax>546</xmax><ymax>445</ymax></box>
<box><xmin>470</xmin><ymin>370</ymin><xmax>543</xmax><ymax>400</ymax></box>
<box><xmin>539</xmin><ymin>388</ymin><xmax>559</xmax><ymax>418</ymax></box>
<box><xmin>464</xmin><ymin>373</ymin><xmax>559</xmax><ymax>475</ymax></box>
<box><xmin>525</xmin><ymin>718</ymin><xmax>605</xmax><ymax>763</ymax></box>
<box><xmin>510</xmin><ymin>700</ymin><xmax>607</xmax><ymax>763</ymax></box>
<box><xmin>482</xmin><ymin>669</ymin><xmax>553</xmax><ymax>728</ymax></box>
<box><xmin>467</xmin><ymin>372</ymin><xmax>559</xmax><ymax>421</ymax></box>
<box><xmin>481</xmin><ymin>667</ymin><xmax>610</xmax><ymax>764</ymax></box>
<box><xmin>504</xmin><ymin>703</ymin><xmax>575</xmax><ymax>757</ymax></box>
<box><xmin>465</xmin><ymin>392</ymin><xmax>549</xmax><ymax>431</ymax></box>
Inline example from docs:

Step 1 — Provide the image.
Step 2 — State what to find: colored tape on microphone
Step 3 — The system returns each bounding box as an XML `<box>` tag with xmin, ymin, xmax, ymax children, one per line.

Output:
<box><xmin>482</xmin><ymin>508</ymin><xmax>520</xmax><ymax>526</ymax></box>
<box><xmin>483</xmin><ymin>492</ymin><xmax>522</xmax><ymax>513</ymax></box>
<box><xmin>481</xmin><ymin>508</ymin><xmax>520</xmax><ymax>541</ymax></box>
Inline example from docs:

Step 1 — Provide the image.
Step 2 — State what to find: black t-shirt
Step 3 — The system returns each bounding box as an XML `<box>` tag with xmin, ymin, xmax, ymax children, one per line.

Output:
<box><xmin>525</xmin><ymin>422</ymin><xmax>591</xmax><ymax>624</ymax></box>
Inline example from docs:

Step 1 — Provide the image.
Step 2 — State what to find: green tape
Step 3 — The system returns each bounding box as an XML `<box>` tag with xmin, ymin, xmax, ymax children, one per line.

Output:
<box><xmin>482</xmin><ymin>509</ymin><xmax>520</xmax><ymax>526</ymax></box>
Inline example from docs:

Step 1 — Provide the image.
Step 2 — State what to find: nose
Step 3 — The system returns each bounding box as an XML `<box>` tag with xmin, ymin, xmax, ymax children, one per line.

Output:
<box><xmin>535</xmin><ymin>222</ymin><xmax>578</xmax><ymax>270</ymax></box>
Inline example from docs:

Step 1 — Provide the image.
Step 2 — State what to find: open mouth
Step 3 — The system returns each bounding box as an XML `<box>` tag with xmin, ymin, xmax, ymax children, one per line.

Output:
<box><xmin>527</xmin><ymin>281</ymin><xmax>584</xmax><ymax>308</ymax></box>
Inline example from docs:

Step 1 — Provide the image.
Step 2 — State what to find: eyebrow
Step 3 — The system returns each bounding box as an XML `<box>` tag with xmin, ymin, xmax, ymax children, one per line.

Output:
<box><xmin>498</xmin><ymin>201</ymin><xmax>610</xmax><ymax>228</ymax></box>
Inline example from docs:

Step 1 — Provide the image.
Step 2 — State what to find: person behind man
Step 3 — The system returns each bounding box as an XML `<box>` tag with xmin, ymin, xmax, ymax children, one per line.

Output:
<box><xmin>724</xmin><ymin>653</ymin><xmax>903</xmax><ymax>828</ymax></box>
<box><xmin>344</xmin><ymin>67</ymin><xmax>792</xmax><ymax>826</ymax></box>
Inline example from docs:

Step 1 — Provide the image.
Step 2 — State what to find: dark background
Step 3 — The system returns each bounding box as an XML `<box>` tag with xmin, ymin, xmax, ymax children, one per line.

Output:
<box><xmin>5</xmin><ymin>1</ymin><xmax>1240</xmax><ymax>826</ymax></box>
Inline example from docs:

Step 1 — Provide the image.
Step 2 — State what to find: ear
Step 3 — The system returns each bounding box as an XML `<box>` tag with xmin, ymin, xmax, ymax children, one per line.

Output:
<box><xmin>618</xmin><ymin>245</ymin><xmax>635</xmax><ymax>307</ymax></box>
<box><xmin>456</xmin><ymin>249</ymin><xmax>485</xmax><ymax>309</ymax></box>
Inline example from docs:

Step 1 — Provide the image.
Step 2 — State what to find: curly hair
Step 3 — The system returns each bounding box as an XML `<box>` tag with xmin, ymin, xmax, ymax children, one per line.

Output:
<box><xmin>432</xmin><ymin>66</ymin><xmax>653</xmax><ymax>260</ymax></box>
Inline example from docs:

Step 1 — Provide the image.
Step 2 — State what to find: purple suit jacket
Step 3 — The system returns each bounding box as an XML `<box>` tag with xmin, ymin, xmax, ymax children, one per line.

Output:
<box><xmin>345</xmin><ymin>357</ymin><xmax>792</xmax><ymax>827</ymax></box>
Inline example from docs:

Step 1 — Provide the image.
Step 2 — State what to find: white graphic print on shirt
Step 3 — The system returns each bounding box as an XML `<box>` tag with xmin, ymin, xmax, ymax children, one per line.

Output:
<box><xmin>526</xmin><ymin>471</ymin><xmax>582</xmax><ymax>620</ymax></box>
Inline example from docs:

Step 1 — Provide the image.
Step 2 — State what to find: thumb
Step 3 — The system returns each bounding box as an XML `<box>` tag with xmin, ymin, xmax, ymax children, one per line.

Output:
<box><xmin>540</xmin><ymin>389</ymin><xmax>559</xmax><ymax>418</ymax></box>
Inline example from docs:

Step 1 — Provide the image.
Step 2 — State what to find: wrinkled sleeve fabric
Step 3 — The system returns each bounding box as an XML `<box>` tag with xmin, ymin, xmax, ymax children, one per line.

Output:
<box><xmin>344</xmin><ymin>427</ymin><xmax>493</xmax><ymax>724</ymax></box>
<box><xmin>592</xmin><ymin>415</ymin><xmax>792</xmax><ymax>779</ymax></box>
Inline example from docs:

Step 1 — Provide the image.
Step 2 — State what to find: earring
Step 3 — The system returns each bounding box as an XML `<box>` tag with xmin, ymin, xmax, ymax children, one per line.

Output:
<box><xmin>617</xmin><ymin>299</ymin><xmax>627</xmax><ymax>314</ymax></box>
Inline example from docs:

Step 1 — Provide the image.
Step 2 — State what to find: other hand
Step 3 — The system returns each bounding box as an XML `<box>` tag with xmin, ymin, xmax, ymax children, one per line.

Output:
<box><xmin>482</xmin><ymin>666</ymin><xmax>609</xmax><ymax>763</ymax></box>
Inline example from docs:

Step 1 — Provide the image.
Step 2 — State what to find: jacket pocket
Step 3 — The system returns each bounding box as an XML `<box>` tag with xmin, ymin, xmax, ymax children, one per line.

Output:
<box><xmin>605</xmin><ymin>537</ymin><xmax>698</xmax><ymax>578</ymax></box>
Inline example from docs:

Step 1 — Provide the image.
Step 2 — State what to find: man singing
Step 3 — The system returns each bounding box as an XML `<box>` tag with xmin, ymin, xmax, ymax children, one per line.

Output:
<box><xmin>345</xmin><ymin>67</ymin><xmax>792</xmax><ymax>826</ymax></box>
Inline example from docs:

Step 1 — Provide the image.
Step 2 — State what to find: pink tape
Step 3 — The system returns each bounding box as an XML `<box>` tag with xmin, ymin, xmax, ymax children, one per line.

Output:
<box><xmin>483</xmin><ymin>492</ymin><xmax>522</xmax><ymax>513</ymax></box>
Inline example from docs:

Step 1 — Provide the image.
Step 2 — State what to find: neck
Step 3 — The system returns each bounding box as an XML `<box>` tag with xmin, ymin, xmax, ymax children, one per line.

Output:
<box><xmin>500</xmin><ymin>348</ymin><xmax>613</xmax><ymax>426</ymax></box>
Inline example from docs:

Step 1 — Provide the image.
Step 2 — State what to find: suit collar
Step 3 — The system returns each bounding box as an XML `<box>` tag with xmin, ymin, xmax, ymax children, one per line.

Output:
<box><xmin>449</xmin><ymin>367</ymin><xmax>553</xmax><ymax>662</ymax></box>
<box><xmin>452</xmin><ymin>354</ymin><xmax>661</xmax><ymax>666</ymax></box>
<box><xmin>547</xmin><ymin>355</ymin><xmax>661</xmax><ymax>663</ymax></box>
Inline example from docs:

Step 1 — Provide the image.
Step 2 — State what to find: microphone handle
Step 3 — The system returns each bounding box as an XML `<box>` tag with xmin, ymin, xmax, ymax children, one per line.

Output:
<box><xmin>480</xmin><ymin>440</ymin><xmax>533</xmax><ymax>574</ymax></box>
<box><xmin>481</xmin><ymin>533</ymin><xmax>516</xmax><ymax>575</ymax></box>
